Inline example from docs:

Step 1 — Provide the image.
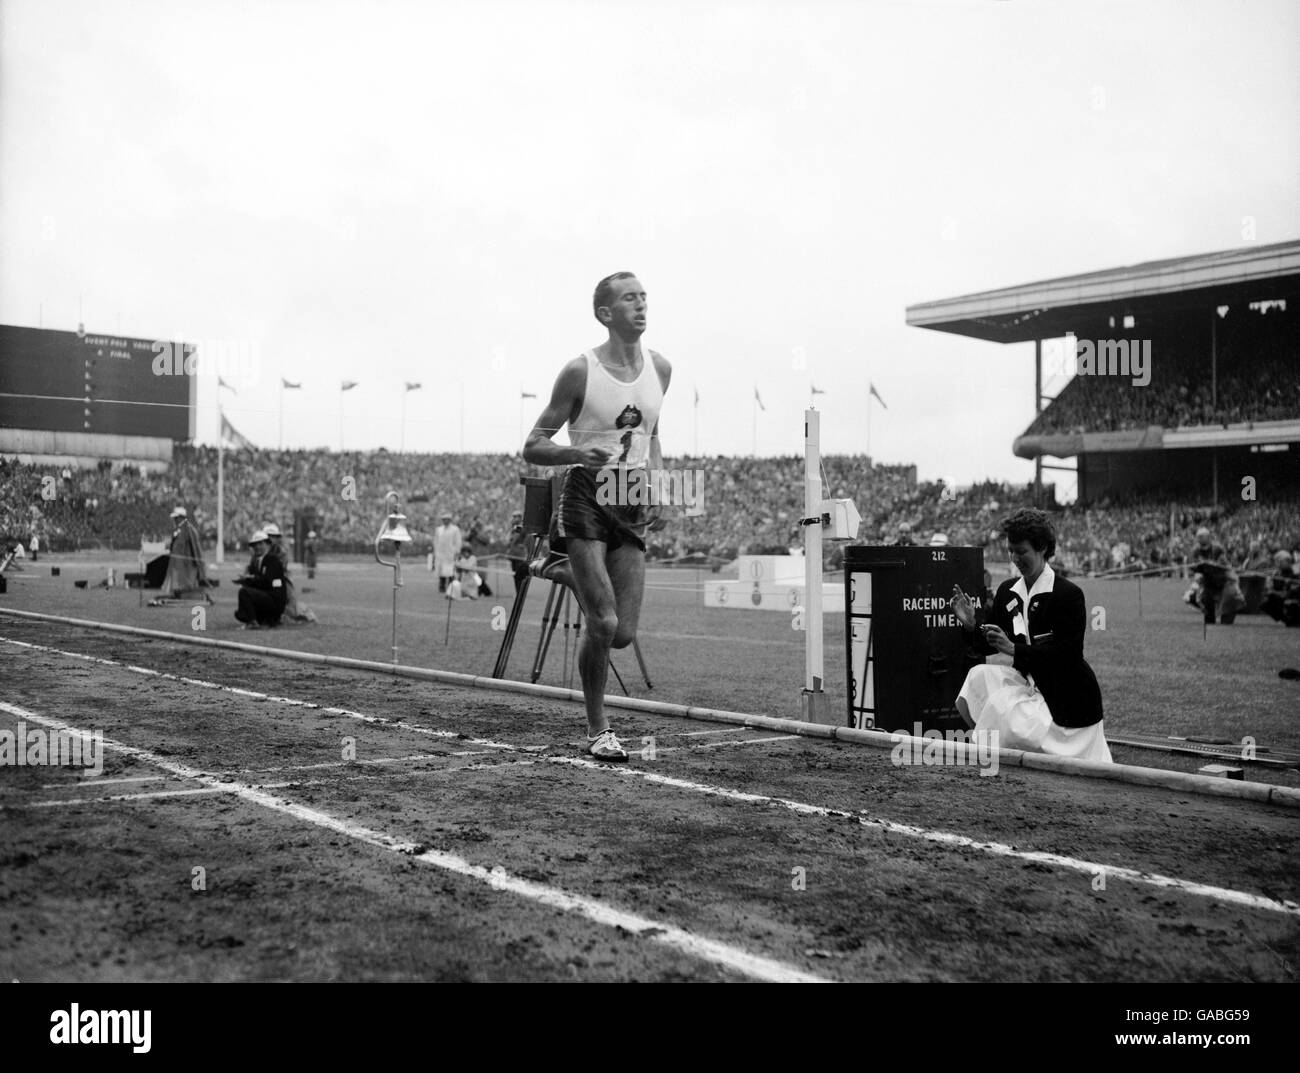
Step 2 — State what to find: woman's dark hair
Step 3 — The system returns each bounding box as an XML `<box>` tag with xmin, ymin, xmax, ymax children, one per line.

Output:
<box><xmin>1000</xmin><ymin>508</ymin><xmax>1056</xmax><ymax>559</ymax></box>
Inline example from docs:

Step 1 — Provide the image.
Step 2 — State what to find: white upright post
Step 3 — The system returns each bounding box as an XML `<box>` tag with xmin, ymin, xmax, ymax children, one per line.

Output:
<box><xmin>216</xmin><ymin>438</ymin><xmax>225</xmax><ymax>566</ymax></box>
<box><xmin>801</xmin><ymin>408</ymin><xmax>830</xmax><ymax>723</ymax></box>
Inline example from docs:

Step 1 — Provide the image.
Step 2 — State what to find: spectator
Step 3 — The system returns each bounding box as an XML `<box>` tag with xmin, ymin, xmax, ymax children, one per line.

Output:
<box><xmin>433</xmin><ymin>512</ymin><xmax>462</xmax><ymax>593</ymax></box>
<box><xmin>157</xmin><ymin>507</ymin><xmax>210</xmax><ymax>604</ymax></box>
<box><xmin>234</xmin><ymin>529</ymin><xmax>287</xmax><ymax>629</ymax></box>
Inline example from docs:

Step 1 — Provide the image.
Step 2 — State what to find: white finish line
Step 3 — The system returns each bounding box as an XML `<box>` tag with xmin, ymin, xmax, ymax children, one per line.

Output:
<box><xmin>0</xmin><ymin>700</ymin><xmax>824</xmax><ymax>984</ymax></box>
<box><xmin>18</xmin><ymin>759</ymin><xmax>543</xmax><ymax>809</ymax></box>
<box><xmin>4</xmin><ymin>636</ymin><xmax>1298</xmax><ymax>919</ymax></box>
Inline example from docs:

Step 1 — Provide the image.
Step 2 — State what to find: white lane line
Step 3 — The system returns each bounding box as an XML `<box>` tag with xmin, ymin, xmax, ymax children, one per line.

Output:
<box><xmin>0</xmin><ymin>699</ymin><xmax>823</xmax><ymax>984</ymax></box>
<box><xmin>9</xmin><ymin>636</ymin><xmax>1297</xmax><ymax>919</ymax></box>
<box><xmin>17</xmin><ymin>759</ymin><xmax>543</xmax><ymax>808</ymax></box>
<box><xmin>695</xmin><ymin>734</ymin><xmax>799</xmax><ymax>750</ymax></box>
<box><xmin>28</xmin><ymin>787</ymin><xmax>230</xmax><ymax>807</ymax></box>
<box><xmin>227</xmin><ymin>752</ymin><xmax>455</xmax><ymax>776</ymax></box>
<box><xmin>650</xmin><ymin>735</ymin><xmax>800</xmax><ymax>755</ymax></box>
<box><xmin>679</xmin><ymin>727</ymin><xmax>750</xmax><ymax>737</ymax></box>
<box><xmin>39</xmin><ymin>774</ymin><xmax>176</xmax><ymax>790</ymax></box>
<box><xmin>535</xmin><ymin>756</ymin><xmax>1300</xmax><ymax>918</ymax></box>
<box><xmin>25</xmin><ymin>751</ymin><xmax>497</xmax><ymax>791</ymax></box>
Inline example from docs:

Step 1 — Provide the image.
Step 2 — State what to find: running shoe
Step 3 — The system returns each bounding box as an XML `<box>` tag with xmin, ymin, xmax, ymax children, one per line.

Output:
<box><xmin>587</xmin><ymin>729</ymin><xmax>628</xmax><ymax>761</ymax></box>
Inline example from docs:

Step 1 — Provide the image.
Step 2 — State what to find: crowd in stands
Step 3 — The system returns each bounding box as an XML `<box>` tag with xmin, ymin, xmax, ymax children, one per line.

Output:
<box><xmin>1026</xmin><ymin>315</ymin><xmax>1297</xmax><ymax>435</ymax></box>
<box><xmin>5</xmin><ymin>449</ymin><xmax>1296</xmax><ymax>582</ymax></box>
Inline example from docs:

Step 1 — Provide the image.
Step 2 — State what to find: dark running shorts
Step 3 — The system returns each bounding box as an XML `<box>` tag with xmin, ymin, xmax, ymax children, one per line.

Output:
<box><xmin>551</xmin><ymin>466</ymin><xmax>647</xmax><ymax>554</ymax></box>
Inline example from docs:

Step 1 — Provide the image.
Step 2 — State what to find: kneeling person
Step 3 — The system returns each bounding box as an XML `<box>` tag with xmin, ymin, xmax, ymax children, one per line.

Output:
<box><xmin>950</xmin><ymin>508</ymin><xmax>1111</xmax><ymax>764</ymax></box>
<box><xmin>235</xmin><ymin>530</ymin><xmax>288</xmax><ymax>629</ymax></box>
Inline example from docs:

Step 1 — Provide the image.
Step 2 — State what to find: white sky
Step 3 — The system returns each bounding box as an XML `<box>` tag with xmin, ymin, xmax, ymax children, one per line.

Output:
<box><xmin>3</xmin><ymin>0</ymin><xmax>1297</xmax><ymax>500</ymax></box>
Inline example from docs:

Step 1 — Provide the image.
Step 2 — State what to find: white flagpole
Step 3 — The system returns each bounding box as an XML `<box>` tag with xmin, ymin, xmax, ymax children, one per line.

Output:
<box><xmin>217</xmin><ymin>415</ymin><xmax>225</xmax><ymax>566</ymax></box>
<box><xmin>866</xmin><ymin>385</ymin><xmax>873</xmax><ymax>466</ymax></box>
<box><xmin>401</xmin><ymin>389</ymin><xmax>407</xmax><ymax>453</ymax></box>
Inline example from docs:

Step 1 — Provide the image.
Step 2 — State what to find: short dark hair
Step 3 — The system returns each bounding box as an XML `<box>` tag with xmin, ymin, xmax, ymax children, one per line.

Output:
<box><xmin>1000</xmin><ymin>508</ymin><xmax>1056</xmax><ymax>559</ymax></box>
<box><xmin>593</xmin><ymin>271</ymin><xmax>638</xmax><ymax>323</ymax></box>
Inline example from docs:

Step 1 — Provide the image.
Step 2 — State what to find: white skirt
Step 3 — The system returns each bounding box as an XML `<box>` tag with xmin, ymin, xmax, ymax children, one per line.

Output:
<box><xmin>958</xmin><ymin>664</ymin><xmax>1113</xmax><ymax>764</ymax></box>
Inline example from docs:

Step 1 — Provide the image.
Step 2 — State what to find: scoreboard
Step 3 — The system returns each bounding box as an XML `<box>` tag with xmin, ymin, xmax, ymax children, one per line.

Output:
<box><xmin>0</xmin><ymin>325</ymin><xmax>195</xmax><ymax>440</ymax></box>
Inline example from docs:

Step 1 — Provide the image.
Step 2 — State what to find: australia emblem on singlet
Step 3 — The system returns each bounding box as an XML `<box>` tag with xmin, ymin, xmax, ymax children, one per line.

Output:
<box><xmin>615</xmin><ymin>405</ymin><xmax>643</xmax><ymax>429</ymax></box>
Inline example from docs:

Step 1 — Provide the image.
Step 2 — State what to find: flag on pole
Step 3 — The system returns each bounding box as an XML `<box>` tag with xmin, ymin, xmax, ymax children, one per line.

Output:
<box><xmin>754</xmin><ymin>386</ymin><xmax>765</xmax><ymax>412</ymax></box>
<box><xmin>694</xmin><ymin>386</ymin><xmax>700</xmax><ymax>406</ymax></box>
<box><xmin>218</xmin><ymin>375</ymin><xmax>236</xmax><ymax>393</ymax></box>
<box><xmin>869</xmin><ymin>382</ymin><xmax>888</xmax><ymax>409</ymax></box>
<box><xmin>220</xmin><ymin>411</ymin><xmax>254</xmax><ymax>449</ymax></box>
<box><xmin>811</xmin><ymin>384</ymin><xmax>826</xmax><ymax>396</ymax></box>
<box><xmin>521</xmin><ymin>390</ymin><xmax>537</xmax><ymax>399</ymax></box>
<box><xmin>341</xmin><ymin>380</ymin><xmax>359</xmax><ymax>391</ymax></box>
<box><xmin>282</xmin><ymin>378</ymin><xmax>301</xmax><ymax>389</ymax></box>
<box><xmin>405</xmin><ymin>382</ymin><xmax>422</xmax><ymax>392</ymax></box>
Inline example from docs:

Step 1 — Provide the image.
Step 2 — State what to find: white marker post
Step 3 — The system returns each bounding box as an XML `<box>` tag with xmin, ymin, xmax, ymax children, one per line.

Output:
<box><xmin>801</xmin><ymin>408</ymin><xmax>831</xmax><ymax>724</ymax></box>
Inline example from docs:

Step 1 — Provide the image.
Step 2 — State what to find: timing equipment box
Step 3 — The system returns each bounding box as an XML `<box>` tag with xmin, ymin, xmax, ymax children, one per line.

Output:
<box><xmin>844</xmin><ymin>544</ymin><xmax>984</xmax><ymax>733</ymax></box>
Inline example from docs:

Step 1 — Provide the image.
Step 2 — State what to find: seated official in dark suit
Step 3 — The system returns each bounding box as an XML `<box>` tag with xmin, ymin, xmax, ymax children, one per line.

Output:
<box><xmin>949</xmin><ymin>508</ymin><xmax>1111</xmax><ymax>763</ymax></box>
<box><xmin>234</xmin><ymin>529</ymin><xmax>287</xmax><ymax>629</ymax></box>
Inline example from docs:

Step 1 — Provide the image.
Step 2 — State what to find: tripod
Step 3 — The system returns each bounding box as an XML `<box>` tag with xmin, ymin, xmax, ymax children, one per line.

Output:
<box><xmin>490</xmin><ymin>476</ymin><xmax>652</xmax><ymax>692</ymax></box>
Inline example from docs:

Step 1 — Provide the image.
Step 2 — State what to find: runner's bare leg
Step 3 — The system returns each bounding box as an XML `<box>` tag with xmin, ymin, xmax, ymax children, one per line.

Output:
<box><xmin>567</xmin><ymin>538</ymin><xmax>617</xmax><ymax>737</ymax></box>
<box><xmin>567</xmin><ymin>537</ymin><xmax>646</xmax><ymax>736</ymax></box>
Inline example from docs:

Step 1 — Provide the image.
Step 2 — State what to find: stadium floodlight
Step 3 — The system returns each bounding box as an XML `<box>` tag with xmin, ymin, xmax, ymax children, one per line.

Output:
<box><xmin>375</xmin><ymin>491</ymin><xmax>413</xmax><ymax>664</ymax></box>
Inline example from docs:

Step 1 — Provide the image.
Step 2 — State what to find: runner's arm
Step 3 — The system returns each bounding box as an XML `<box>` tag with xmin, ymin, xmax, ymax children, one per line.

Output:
<box><xmin>522</xmin><ymin>358</ymin><xmax>610</xmax><ymax>468</ymax></box>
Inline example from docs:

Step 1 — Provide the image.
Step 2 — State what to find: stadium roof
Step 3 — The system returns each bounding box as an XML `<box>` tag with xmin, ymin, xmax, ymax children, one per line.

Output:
<box><xmin>906</xmin><ymin>239</ymin><xmax>1300</xmax><ymax>343</ymax></box>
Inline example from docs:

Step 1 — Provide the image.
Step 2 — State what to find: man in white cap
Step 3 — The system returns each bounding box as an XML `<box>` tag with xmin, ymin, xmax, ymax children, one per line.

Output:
<box><xmin>262</xmin><ymin>522</ymin><xmax>314</xmax><ymax>622</ymax></box>
<box><xmin>305</xmin><ymin>530</ymin><xmax>319</xmax><ymax>579</ymax></box>
<box><xmin>929</xmin><ymin>532</ymin><xmax>950</xmax><ymax>548</ymax></box>
<box><xmin>234</xmin><ymin>530</ymin><xmax>286</xmax><ymax>628</ymax></box>
<box><xmin>160</xmin><ymin>506</ymin><xmax>210</xmax><ymax>602</ymax></box>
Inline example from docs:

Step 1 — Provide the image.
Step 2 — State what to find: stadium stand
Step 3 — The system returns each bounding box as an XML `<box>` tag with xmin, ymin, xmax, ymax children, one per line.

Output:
<box><xmin>5</xmin><ymin>450</ymin><xmax>1296</xmax><ymax>582</ymax></box>
<box><xmin>1027</xmin><ymin>313</ymin><xmax>1298</xmax><ymax>435</ymax></box>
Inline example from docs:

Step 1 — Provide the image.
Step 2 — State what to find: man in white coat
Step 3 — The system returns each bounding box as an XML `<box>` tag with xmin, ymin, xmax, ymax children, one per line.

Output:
<box><xmin>433</xmin><ymin>512</ymin><xmax>462</xmax><ymax>594</ymax></box>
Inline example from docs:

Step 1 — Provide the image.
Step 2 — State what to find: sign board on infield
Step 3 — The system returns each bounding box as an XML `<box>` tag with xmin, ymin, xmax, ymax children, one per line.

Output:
<box><xmin>844</xmin><ymin>545</ymin><xmax>983</xmax><ymax>733</ymax></box>
<box><xmin>704</xmin><ymin>554</ymin><xmax>844</xmax><ymax>613</ymax></box>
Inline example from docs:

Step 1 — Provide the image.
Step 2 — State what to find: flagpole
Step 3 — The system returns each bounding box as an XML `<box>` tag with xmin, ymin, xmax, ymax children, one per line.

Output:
<box><xmin>867</xmin><ymin>387</ymin><xmax>872</xmax><ymax>466</ymax></box>
<box><xmin>459</xmin><ymin>381</ymin><xmax>464</xmax><ymax>452</ymax></box>
<box><xmin>279</xmin><ymin>381</ymin><xmax>284</xmax><ymax>450</ymax></box>
<box><xmin>693</xmin><ymin>387</ymin><xmax>698</xmax><ymax>458</ymax></box>
<box><xmin>340</xmin><ymin>386</ymin><xmax>344</xmax><ymax>452</ymax></box>
<box><xmin>401</xmin><ymin>389</ymin><xmax>407</xmax><ymax>454</ymax></box>
<box><xmin>217</xmin><ymin>413</ymin><xmax>225</xmax><ymax>566</ymax></box>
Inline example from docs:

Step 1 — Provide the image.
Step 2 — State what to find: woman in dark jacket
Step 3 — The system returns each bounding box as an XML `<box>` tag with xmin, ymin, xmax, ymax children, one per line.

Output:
<box><xmin>950</xmin><ymin>508</ymin><xmax>1111</xmax><ymax>763</ymax></box>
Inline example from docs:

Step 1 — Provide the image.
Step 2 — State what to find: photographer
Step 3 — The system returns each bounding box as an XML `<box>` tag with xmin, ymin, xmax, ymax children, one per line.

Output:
<box><xmin>234</xmin><ymin>530</ymin><xmax>287</xmax><ymax>629</ymax></box>
<box><xmin>949</xmin><ymin>508</ymin><xmax>1111</xmax><ymax>763</ymax></box>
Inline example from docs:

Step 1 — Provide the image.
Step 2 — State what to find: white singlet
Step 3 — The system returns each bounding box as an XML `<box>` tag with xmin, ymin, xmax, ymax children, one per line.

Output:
<box><xmin>568</xmin><ymin>349</ymin><xmax>664</xmax><ymax>471</ymax></box>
